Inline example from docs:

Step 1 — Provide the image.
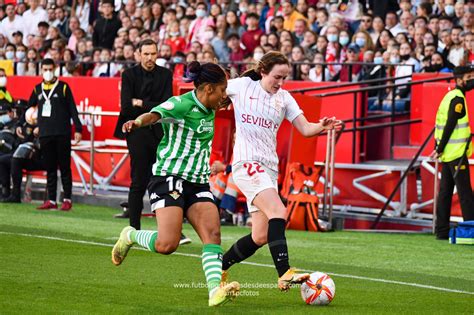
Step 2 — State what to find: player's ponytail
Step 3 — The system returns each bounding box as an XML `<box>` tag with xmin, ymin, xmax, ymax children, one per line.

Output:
<box><xmin>184</xmin><ymin>61</ymin><xmax>226</xmax><ymax>89</ymax></box>
<box><xmin>241</xmin><ymin>51</ymin><xmax>290</xmax><ymax>81</ymax></box>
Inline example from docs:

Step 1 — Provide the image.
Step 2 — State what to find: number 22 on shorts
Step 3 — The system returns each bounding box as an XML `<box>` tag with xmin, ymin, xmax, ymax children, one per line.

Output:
<box><xmin>243</xmin><ymin>162</ymin><xmax>264</xmax><ymax>176</ymax></box>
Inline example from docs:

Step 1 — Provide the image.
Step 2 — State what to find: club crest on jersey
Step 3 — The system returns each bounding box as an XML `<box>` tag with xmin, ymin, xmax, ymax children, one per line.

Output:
<box><xmin>197</xmin><ymin>119</ymin><xmax>213</xmax><ymax>133</ymax></box>
<box><xmin>274</xmin><ymin>97</ymin><xmax>282</xmax><ymax>113</ymax></box>
<box><xmin>160</xmin><ymin>101</ymin><xmax>174</xmax><ymax>111</ymax></box>
<box><xmin>170</xmin><ymin>191</ymin><xmax>180</xmax><ymax>200</ymax></box>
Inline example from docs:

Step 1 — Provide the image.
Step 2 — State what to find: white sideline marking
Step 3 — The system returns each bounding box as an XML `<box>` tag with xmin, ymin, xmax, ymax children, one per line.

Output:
<box><xmin>1</xmin><ymin>231</ymin><xmax>473</xmax><ymax>296</ymax></box>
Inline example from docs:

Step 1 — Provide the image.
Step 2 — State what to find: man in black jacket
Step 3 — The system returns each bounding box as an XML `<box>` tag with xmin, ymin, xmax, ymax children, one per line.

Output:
<box><xmin>92</xmin><ymin>0</ymin><xmax>121</xmax><ymax>49</ymax></box>
<box><xmin>113</xmin><ymin>39</ymin><xmax>172</xmax><ymax>230</ymax></box>
<box><xmin>25</xmin><ymin>58</ymin><xmax>82</xmax><ymax>211</ymax></box>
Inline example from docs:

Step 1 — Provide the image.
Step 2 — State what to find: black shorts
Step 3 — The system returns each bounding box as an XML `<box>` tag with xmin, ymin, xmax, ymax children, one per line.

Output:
<box><xmin>147</xmin><ymin>175</ymin><xmax>215</xmax><ymax>213</ymax></box>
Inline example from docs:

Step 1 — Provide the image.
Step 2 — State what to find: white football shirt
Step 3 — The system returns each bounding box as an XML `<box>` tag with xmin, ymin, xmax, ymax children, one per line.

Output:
<box><xmin>227</xmin><ymin>76</ymin><xmax>303</xmax><ymax>171</ymax></box>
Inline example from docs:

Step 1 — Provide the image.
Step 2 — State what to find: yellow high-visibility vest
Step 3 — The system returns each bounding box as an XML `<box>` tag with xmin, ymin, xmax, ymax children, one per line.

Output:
<box><xmin>434</xmin><ymin>89</ymin><xmax>472</xmax><ymax>162</ymax></box>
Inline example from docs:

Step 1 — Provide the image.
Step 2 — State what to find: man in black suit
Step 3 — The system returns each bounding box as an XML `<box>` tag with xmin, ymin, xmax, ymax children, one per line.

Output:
<box><xmin>114</xmin><ymin>39</ymin><xmax>172</xmax><ymax>230</ymax></box>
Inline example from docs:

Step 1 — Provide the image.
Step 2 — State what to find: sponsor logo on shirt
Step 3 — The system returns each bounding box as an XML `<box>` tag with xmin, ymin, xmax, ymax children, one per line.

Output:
<box><xmin>241</xmin><ymin>114</ymin><xmax>278</xmax><ymax>130</ymax></box>
<box><xmin>197</xmin><ymin>119</ymin><xmax>213</xmax><ymax>133</ymax></box>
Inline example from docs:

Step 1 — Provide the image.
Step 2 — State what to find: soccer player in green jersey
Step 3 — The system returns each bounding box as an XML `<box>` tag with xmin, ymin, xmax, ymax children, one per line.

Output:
<box><xmin>111</xmin><ymin>61</ymin><xmax>240</xmax><ymax>307</ymax></box>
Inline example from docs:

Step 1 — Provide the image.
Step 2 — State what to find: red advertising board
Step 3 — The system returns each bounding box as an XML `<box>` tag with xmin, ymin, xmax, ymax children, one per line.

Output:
<box><xmin>8</xmin><ymin>76</ymin><xmax>122</xmax><ymax>141</ymax></box>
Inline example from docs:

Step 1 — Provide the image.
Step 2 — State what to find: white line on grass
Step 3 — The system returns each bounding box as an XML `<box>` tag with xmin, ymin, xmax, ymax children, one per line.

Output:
<box><xmin>2</xmin><ymin>231</ymin><xmax>473</xmax><ymax>296</ymax></box>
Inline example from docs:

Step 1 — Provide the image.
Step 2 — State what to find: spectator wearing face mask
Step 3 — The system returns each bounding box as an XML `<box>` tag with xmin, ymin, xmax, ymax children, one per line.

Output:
<box><xmin>443</xmin><ymin>1</ymin><xmax>456</xmax><ymax>20</ymax></box>
<box><xmin>427</xmin><ymin>52</ymin><xmax>453</xmax><ymax>73</ymax></box>
<box><xmin>0</xmin><ymin>101</ymin><xmax>18</xmax><ymax>201</ymax></box>
<box><xmin>4</xmin><ymin>44</ymin><xmax>16</xmax><ymax>62</ymax></box>
<box><xmin>394</xmin><ymin>42</ymin><xmax>420</xmax><ymax>98</ymax></box>
<box><xmin>338</xmin><ymin>30</ymin><xmax>350</xmax><ymax>61</ymax></box>
<box><xmin>353</xmin><ymin>30</ymin><xmax>375</xmax><ymax>59</ymax></box>
<box><xmin>164</xmin><ymin>21</ymin><xmax>186</xmax><ymax>56</ymax></box>
<box><xmin>188</xmin><ymin>2</ymin><xmax>215</xmax><ymax>46</ymax></box>
<box><xmin>252</xmin><ymin>46</ymin><xmax>265</xmax><ymax>62</ymax></box>
<box><xmin>0</xmin><ymin>68</ymin><xmax>13</xmax><ymax>129</ymax></box>
<box><xmin>23</xmin><ymin>58</ymin><xmax>82</xmax><ymax>210</ymax></box>
<box><xmin>0</xmin><ymin>105</ymin><xmax>45</xmax><ymax>204</ymax></box>
<box><xmin>325</xmin><ymin>25</ymin><xmax>342</xmax><ymax>78</ymax></box>
<box><xmin>14</xmin><ymin>45</ymin><xmax>27</xmax><ymax>76</ymax></box>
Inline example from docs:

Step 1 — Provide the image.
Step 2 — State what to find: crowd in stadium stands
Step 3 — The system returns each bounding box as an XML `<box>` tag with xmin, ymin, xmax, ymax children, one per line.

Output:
<box><xmin>0</xmin><ymin>0</ymin><xmax>473</xmax><ymax>82</ymax></box>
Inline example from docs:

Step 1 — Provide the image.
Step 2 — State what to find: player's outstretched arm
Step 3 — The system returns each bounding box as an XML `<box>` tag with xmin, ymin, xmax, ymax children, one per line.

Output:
<box><xmin>292</xmin><ymin>115</ymin><xmax>342</xmax><ymax>137</ymax></box>
<box><xmin>122</xmin><ymin>112</ymin><xmax>161</xmax><ymax>133</ymax></box>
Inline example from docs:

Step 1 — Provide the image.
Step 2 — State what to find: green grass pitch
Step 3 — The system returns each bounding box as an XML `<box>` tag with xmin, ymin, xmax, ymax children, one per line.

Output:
<box><xmin>0</xmin><ymin>203</ymin><xmax>473</xmax><ymax>314</ymax></box>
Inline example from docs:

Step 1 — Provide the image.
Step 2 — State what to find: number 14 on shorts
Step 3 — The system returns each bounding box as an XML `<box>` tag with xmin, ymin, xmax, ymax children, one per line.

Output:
<box><xmin>166</xmin><ymin>176</ymin><xmax>183</xmax><ymax>193</ymax></box>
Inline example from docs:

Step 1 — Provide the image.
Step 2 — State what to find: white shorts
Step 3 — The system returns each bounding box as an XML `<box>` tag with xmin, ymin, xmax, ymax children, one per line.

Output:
<box><xmin>232</xmin><ymin>161</ymin><xmax>278</xmax><ymax>213</ymax></box>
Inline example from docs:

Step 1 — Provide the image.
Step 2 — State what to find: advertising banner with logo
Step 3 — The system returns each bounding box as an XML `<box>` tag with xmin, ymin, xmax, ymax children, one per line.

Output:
<box><xmin>9</xmin><ymin>76</ymin><xmax>121</xmax><ymax>141</ymax></box>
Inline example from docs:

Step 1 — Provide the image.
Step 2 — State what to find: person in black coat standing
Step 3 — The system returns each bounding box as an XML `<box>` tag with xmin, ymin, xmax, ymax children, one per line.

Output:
<box><xmin>92</xmin><ymin>0</ymin><xmax>121</xmax><ymax>49</ymax></box>
<box><xmin>25</xmin><ymin>58</ymin><xmax>83</xmax><ymax>211</ymax></box>
<box><xmin>113</xmin><ymin>39</ymin><xmax>172</xmax><ymax>230</ymax></box>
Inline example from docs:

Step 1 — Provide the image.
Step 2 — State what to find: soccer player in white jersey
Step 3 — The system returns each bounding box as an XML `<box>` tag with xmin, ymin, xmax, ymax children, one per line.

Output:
<box><xmin>222</xmin><ymin>51</ymin><xmax>342</xmax><ymax>291</ymax></box>
<box><xmin>111</xmin><ymin>61</ymin><xmax>240</xmax><ymax>307</ymax></box>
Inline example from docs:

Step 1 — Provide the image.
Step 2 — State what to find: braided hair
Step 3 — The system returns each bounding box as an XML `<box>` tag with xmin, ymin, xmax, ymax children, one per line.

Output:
<box><xmin>184</xmin><ymin>61</ymin><xmax>227</xmax><ymax>89</ymax></box>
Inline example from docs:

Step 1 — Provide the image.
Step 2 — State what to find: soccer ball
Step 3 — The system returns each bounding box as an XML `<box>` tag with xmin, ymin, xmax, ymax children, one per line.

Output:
<box><xmin>300</xmin><ymin>272</ymin><xmax>335</xmax><ymax>305</ymax></box>
<box><xmin>25</xmin><ymin>106</ymin><xmax>38</xmax><ymax>125</ymax></box>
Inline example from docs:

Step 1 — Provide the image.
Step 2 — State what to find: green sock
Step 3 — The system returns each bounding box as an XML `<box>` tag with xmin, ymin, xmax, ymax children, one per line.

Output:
<box><xmin>202</xmin><ymin>244</ymin><xmax>223</xmax><ymax>293</ymax></box>
<box><xmin>130</xmin><ymin>230</ymin><xmax>157</xmax><ymax>253</ymax></box>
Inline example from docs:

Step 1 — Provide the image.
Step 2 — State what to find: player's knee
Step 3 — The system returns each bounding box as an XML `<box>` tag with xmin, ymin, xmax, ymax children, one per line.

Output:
<box><xmin>207</xmin><ymin>228</ymin><xmax>221</xmax><ymax>244</ymax></box>
<box><xmin>155</xmin><ymin>241</ymin><xmax>178</xmax><ymax>255</ymax></box>
<box><xmin>266</xmin><ymin>204</ymin><xmax>287</xmax><ymax>219</ymax></box>
<box><xmin>252</xmin><ymin>233</ymin><xmax>268</xmax><ymax>246</ymax></box>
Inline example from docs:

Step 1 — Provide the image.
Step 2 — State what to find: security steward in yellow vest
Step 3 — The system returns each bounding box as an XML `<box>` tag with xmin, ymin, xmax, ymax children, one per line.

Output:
<box><xmin>430</xmin><ymin>66</ymin><xmax>474</xmax><ymax>240</ymax></box>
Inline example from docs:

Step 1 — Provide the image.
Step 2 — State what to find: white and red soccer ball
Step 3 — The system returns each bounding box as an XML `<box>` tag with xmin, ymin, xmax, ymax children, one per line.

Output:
<box><xmin>25</xmin><ymin>106</ymin><xmax>38</xmax><ymax>125</ymax></box>
<box><xmin>300</xmin><ymin>272</ymin><xmax>336</xmax><ymax>306</ymax></box>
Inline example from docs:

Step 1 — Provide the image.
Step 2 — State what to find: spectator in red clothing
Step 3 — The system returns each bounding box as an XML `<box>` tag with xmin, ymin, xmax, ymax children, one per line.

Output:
<box><xmin>337</xmin><ymin>43</ymin><xmax>362</xmax><ymax>82</ymax></box>
<box><xmin>464</xmin><ymin>32</ymin><xmax>474</xmax><ymax>64</ymax></box>
<box><xmin>241</xmin><ymin>13</ymin><xmax>263</xmax><ymax>55</ymax></box>
<box><xmin>165</xmin><ymin>20</ymin><xmax>186</xmax><ymax>55</ymax></box>
<box><xmin>227</xmin><ymin>33</ymin><xmax>245</xmax><ymax>75</ymax></box>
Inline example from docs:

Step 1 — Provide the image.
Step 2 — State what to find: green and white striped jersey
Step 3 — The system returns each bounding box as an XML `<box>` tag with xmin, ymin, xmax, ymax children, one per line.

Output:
<box><xmin>150</xmin><ymin>90</ymin><xmax>215</xmax><ymax>184</ymax></box>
